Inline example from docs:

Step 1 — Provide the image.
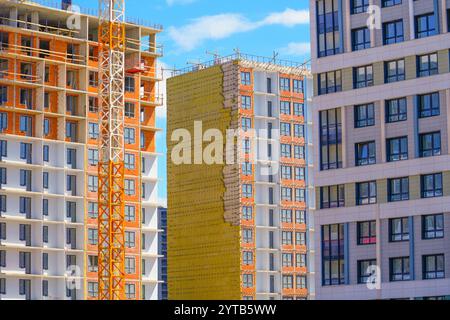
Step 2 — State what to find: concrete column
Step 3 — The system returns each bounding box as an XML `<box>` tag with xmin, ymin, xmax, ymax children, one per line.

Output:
<box><xmin>31</xmin><ymin>12</ymin><xmax>39</xmax><ymax>31</ymax></box>
<box><xmin>341</xmin><ymin>106</ymin><xmax>347</xmax><ymax>169</ymax></box>
<box><xmin>369</xmin><ymin>0</ymin><xmax>376</xmax><ymax>48</ymax></box>
<box><xmin>379</xmin><ymin>100</ymin><xmax>386</xmax><ymax>163</ymax></box>
<box><xmin>434</xmin><ymin>0</ymin><xmax>441</xmax><ymax>34</ymax></box>
<box><xmin>441</xmin><ymin>0</ymin><xmax>448</xmax><ymax>33</ymax></box>
<box><xmin>343</xmin><ymin>0</ymin><xmax>352</xmax><ymax>53</ymax></box>
<box><xmin>375</xmin><ymin>205</ymin><xmax>382</xmax><ymax>299</ymax></box>
<box><xmin>9</xmin><ymin>7</ymin><xmax>18</xmax><ymax>27</ymax></box>
<box><xmin>408</xmin><ymin>0</ymin><xmax>415</xmax><ymax>40</ymax></box>
<box><xmin>446</xmin><ymin>90</ymin><xmax>450</xmax><ymax>153</ymax></box>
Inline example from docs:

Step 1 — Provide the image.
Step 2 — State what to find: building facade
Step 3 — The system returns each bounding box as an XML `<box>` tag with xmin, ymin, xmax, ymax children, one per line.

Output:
<box><xmin>310</xmin><ymin>0</ymin><xmax>450</xmax><ymax>300</ymax></box>
<box><xmin>0</xmin><ymin>1</ymin><xmax>162</xmax><ymax>300</ymax></box>
<box><xmin>167</xmin><ymin>55</ymin><xmax>314</xmax><ymax>300</ymax></box>
<box><xmin>158</xmin><ymin>207</ymin><xmax>168</xmax><ymax>300</ymax></box>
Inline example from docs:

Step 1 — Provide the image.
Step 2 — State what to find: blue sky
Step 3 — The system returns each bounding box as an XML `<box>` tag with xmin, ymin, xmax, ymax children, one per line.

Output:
<box><xmin>74</xmin><ymin>0</ymin><xmax>311</xmax><ymax>204</ymax></box>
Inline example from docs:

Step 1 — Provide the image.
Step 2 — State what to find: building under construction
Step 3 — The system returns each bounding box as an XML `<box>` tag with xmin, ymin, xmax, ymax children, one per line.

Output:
<box><xmin>167</xmin><ymin>54</ymin><xmax>314</xmax><ymax>300</ymax></box>
<box><xmin>0</xmin><ymin>0</ymin><xmax>163</xmax><ymax>300</ymax></box>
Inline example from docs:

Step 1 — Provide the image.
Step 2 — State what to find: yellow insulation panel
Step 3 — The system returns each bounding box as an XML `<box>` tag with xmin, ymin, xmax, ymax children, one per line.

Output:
<box><xmin>167</xmin><ymin>65</ymin><xmax>241</xmax><ymax>300</ymax></box>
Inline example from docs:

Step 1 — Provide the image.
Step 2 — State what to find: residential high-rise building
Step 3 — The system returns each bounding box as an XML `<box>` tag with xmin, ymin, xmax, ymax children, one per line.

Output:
<box><xmin>310</xmin><ymin>0</ymin><xmax>450</xmax><ymax>300</ymax></box>
<box><xmin>0</xmin><ymin>0</ymin><xmax>163</xmax><ymax>300</ymax></box>
<box><xmin>167</xmin><ymin>54</ymin><xmax>314</xmax><ymax>300</ymax></box>
<box><xmin>158</xmin><ymin>207</ymin><xmax>168</xmax><ymax>300</ymax></box>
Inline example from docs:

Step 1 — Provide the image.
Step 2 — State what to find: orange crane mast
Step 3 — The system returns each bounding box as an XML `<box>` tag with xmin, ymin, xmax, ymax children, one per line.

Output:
<box><xmin>97</xmin><ymin>0</ymin><xmax>126</xmax><ymax>300</ymax></box>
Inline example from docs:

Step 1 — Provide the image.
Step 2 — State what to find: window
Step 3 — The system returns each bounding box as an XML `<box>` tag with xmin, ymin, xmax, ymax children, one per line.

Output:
<box><xmin>0</xmin><ymin>112</ymin><xmax>7</xmax><ymax>132</ymax></box>
<box><xmin>280</xmin><ymin>122</ymin><xmax>291</xmax><ymax>136</ymax></box>
<box><xmin>0</xmin><ymin>168</ymin><xmax>6</xmax><ymax>185</ymax></box>
<box><xmin>125</xmin><ymin>179</ymin><xmax>136</xmax><ymax>196</ymax></box>
<box><xmin>241</xmin><ymin>72</ymin><xmax>251</xmax><ymax>85</ymax></box>
<box><xmin>241</xmin><ymin>117</ymin><xmax>252</xmax><ymax>131</ymax></box>
<box><xmin>418</xmin><ymin>53</ymin><xmax>438</xmax><ymax>77</ymax></box>
<box><xmin>415</xmin><ymin>13</ymin><xmax>436</xmax><ymax>38</ymax></box>
<box><xmin>88</xmin><ymin>202</ymin><xmax>98</xmax><ymax>219</ymax></box>
<box><xmin>282</xmin><ymin>231</ymin><xmax>293</xmax><ymax>245</ymax></box>
<box><xmin>282</xmin><ymin>275</ymin><xmax>293</xmax><ymax>289</ymax></box>
<box><xmin>42</xmin><ymin>199</ymin><xmax>48</xmax><ymax>216</ymax></box>
<box><xmin>418</xmin><ymin>92</ymin><xmax>440</xmax><ymax>118</ymax></box>
<box><xmin>88</xmin><ymin>282</ymin><xmax>98</xmax><ymax>298</ymax></box>
<box><xmin>88</xmin><ymin>229</ymin><xmax>98</xmax><ymax>245</ymax></box>
<box><xmin>243</xmin><ymin>138</ymin><xmax>251</xmax><ymax>154</ymax></box>
<box><xmin>125</xmin><ymin>231</ymin><xmax>136</xmax><ymax>248</ymax></box>
<box><xmin>387</xmin><ymin>136</ymin><xmax>408</xmax><ymax>162</ymax></box>
<box><xmin>125</xmin><ymin>283</ymin><xmax>136</xmax><ymax>299</ymax></box>
<box><xmin>322</xmin><ymin>224</ymin><xmax>345</xmax><ymax>286</ymax></box>
<box><xmin>423</xmin><ymin>255</ymin><xmax>445</xmax><ymax>280</ymax></box>
<box><xmin>241</xmin><ymin>95</ymin><xmax>251</xmax><ymax>109</ymax></box>
<box><xmin>125</xmin><ymin>257</ymin><xmax>136</xmax><ymax>274</ymax></box>
<box><xmin>382</xmin><ymin>0</ymin><xmax>401</xmax><ymax>7</ymax></box>
<box><xmin>66</xmin><ymin>96</ymin><xmax>77</xmax><ymax>115</ymax></box>
<box><xmin>295</xmin><ymin>210</ymin><xmax>306</xmax><ymax>225</ymax></box>
<box><xmin>243</xmin><ymin>274</ymin><xmax>253</xmax><ymax>288</ymax></box>
<box><xmin>88</xmin><ymin>123</ymin><xmax>99</xmax><ymax>139</ymax></box>
<box><xmin>388</xmin><ymin>177</ymin><xmax>409</xmax><ymax>202</ymax></box>
<box><xmin>386</xmin><ymin>98</ymin><xmax>407</xmax><ymax>123</ymax></box>
<box><xmin>66</xmin><ymin>122</ymin><xmax>77</xmax><ymax>141</ymax></box>
<box><xmin>281</xmin><ymin>166</ymin><xmax>292</xmax><ymax>180</ymax></box>
<box><xmin>20</xmin><ymin>89</ymin><xmax>33</xmax><ymax>109</ymax></box>
<box><xmin>390</xmin><ymin>257</ymin><xmax>410</xmax><ymax>281</ymax></box>
<box><xmin>318</xmin><ymin>70</ymin><xmax>342</xmax><ymax>95</ymax></box>
<box><xmin>354</xmin><ymin>103</ymin><xmax>375</xmax><ymax>128</ymax></box>
<box><xmin>0</xmin><ymin>140</ymin><xmax>6</xmax><ymax>161</ymax></box>
<box><xmin>280</xmin><ymin>101</ymin><xmax>291</xmax><ymax>115</ymax></box>
<box><xmin>124</xmin><ymin>128</ymin><xmax>135</xmax><ymax>144</ymax></box>
<box><xmin>125</xmin><ymin>76</ymin><xmax>135</xmax><ymax>92</ymax></box>
<box><xmin>282</xmin><ymin>187</ymin><xmax>292</xmax><ymax>201</ymax></box>
<box><xmin>390</xmin><ymin>217</ymin><xmax>410</xmax><ymax>242</ymax></box>
<box><xmin>243</xmin><ymin>251</ymin><xmax>253</xmax><ymax>265</ymax></box>
<box><xmin>320</xmin><ymin>185</ymin><xmax>345</xmax><ymax>209</ymax></box>
<box><xmin>358</xmin><ymin>259</ymin><xmax>376</xmax><ymax>284</ymax></box>
<box><xmin>43</xmin><ymin>172</ymin><xmax>49</xmax><ymax>189</ymax></box>
<box><xmin>296</xmin><ymin>254</ymin><xmax>307</xmax><ymax>268</ymax></box>
<box><xmin>0</xmin><ymin>250</ymin><xmax>5</xmax><ymax>267</ymax></box>
<box><xmin>280</xmin><ymin>78</ymin><xmax>290</xmax><ymax>91</ymax></box>
<box><xmin>0</xmin><ymin>222</ymin><xmax>5</xmax><ymax>240</ymax></box>
<box><xmin>242</xmin><ymin>206</ymin><xmax>253</xmax><ymax>220</ymax></box>
<box><xmin>295</xmin><ymin>189</ymin><xmax>305</xmax><ymax>203</ymax></box>
<box><xmin>354</xmin><ymin>65</ymin><xmax>373</xmax><ymax>88</ymax></box>
<box><xmin>296</xmin><ymin>232</ymin><xmax>306</xmax><ymax>245</ymax></box>
<box><xmin>88</xmin><ymin>149</ymin><xmax>99</xmax><ymax>166</ymax></box>
<box><xmin>320</xmin><ymin>108</ymin><xmax>342</xmax><ymax>170</ymax></box>
<box><xmin>243</xmin><ymin>229</ymin><xmax>253</xmax><ymax>243</ymax></box>
<box><xmin>385</xmin><ymin>59</ymin><xmax>405</xmax><ymax>83</ymax></box>
<box><xmin>282</xmin><ymin>253</ymin><xmax>293</xmax><ymax>267</ymax></box>
<box><xmin>89</xmin><ymin>71</ymin><xmax>98</xmax><ymax>87</ymax></box>
<box><xmin>316</xmin><ymin>0</ymin><xmax>341</xmax><ymax>57</ymax></box>
<box><xmin>357</xmin><ymin>181</ymin><xmax>377</xmax><ymax>206</ymax></box>
<box><xmin>124</xmin><ymin>153</ymin><xmax>136</xmax><ymax>170</ymax></box>
<box><xmin>88</xmin><ymin>255</ymin><xmax>98</xmax><ymax>272</ymax></box>
<box><xmin>293</xmin><ymin>103</ymin><xmax>304</xmax><ymax>117</ymax></box>
<box><xmin>43</xmin><ymin>118</ymin><xmax>50</xmax><ymax>136</ymax></box>
<box><xmin>352</xmin><ymin>27</ymin><xmax>370</xmax><ymax>51</ymax></box>
<box><xmin>281</xmin><ymin>144</ymin><xmax>291</xmax><ymax>158</ymax></box>
<box><xmin>355</xmin><ymin>141</ymin><xmax>376</xmax><ymax>166</ymax></box>
<box><xmin>422</xmin><ymin>214</ymin><xmax>444</xmax><ymax>240</ymax></box>
<box><xmin>242</xmin><ymin>162</ymin><xmax>252</xmax><ymax>176</ymax></box>
<box><xmin>124</xmin><ymin>102</ymin><xmax>135</xmax><ymax>118</ymax></box>
<box><xmin>242</xmin><ymin>184</ymin><xmax>252</xmax><ymax>198</ymax></box>
<box><xmin>88</xmin><ymin>176</ymin><xmax>98</xmax><ymax>192</ymax></box>
<box><xmin>351</xmin><ymin>0</ymin><xmax>369</xmax><ymax>14</ymax></box>
<box><xmin>88</xmin><ymin>97</ymin><xmax>98</xmax><ymax>113</ymax></box>
<box><xmin>358</xmin><ymin>221</ymin><xmax>376</xmax><ymax>245</ymax></box>
<box><xmin>125</xmin><ymin>205</ymin><xmax>136</xmax><ymax>222</ymax></box>
<box><xmin>419</xmin><ymin>132</ymin><xmax>441</xmax><ymax>158</ymax></box>
<box><xmin>19</xmin><ymin>115</ymin><xmax>32</xmax><ymax>135</ymax></box>
<box><xmin>281</xmin><ymin>209</ymin><xmax>293</xmax><ymax>223</ymax></box>
<box><xmin>421</xmin><ymin>173</ymin><xmax>443</xmax><ymax>198</ymax></box>
<box><xmin>293</xmin><ymin>79</ymin><xmax>303</xmax><ymax>93</ymax></box>
<box><xmin>383</xmin><ymin>20</ymin><xmax>404</xmax><ymax>44</ymax></box>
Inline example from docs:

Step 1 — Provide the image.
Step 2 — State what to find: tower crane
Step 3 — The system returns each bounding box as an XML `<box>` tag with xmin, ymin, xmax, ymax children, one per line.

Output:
<box><xmin>97</xmin><ymin>0</ymin><xmax>126</xmax><ymax>300</ymax></box>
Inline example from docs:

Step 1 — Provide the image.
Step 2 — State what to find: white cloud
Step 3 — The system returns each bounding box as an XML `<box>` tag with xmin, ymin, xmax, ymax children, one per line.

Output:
<box><xmin>169</xmin><ymin>9</ymin><xmax>310</xmax><ymax>52</ymax></box>
<box><xmin>279</xmin><ymin>42</ymin><xmax>311</xmax><ymax>57</ymax></box>
<box><xmin>166</xmin><ymin>0</ymin><xmax>197</xmax><ymax>6</ymax></box>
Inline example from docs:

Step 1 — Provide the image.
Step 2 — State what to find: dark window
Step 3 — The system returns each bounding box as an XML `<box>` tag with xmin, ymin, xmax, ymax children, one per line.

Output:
<box><xmin>241</xmin><ymin>72</ymin><xmax>251</xmax><ymax>85</ymax></box>
<box><xmin>387</xmin><ymin>136</ymin><xmax>408</xmax><ymax>162</ymax></box>
<box><xmin>293</xmin><ymin>103</ymin><xmax>304</xmax><ymax>117</ymax></box>
<box><xmin>386</xmin><ymin>98</ymin><xmax>407</xmax><ymax>123</ymax></box>
<box><xmin>422</xmin><ymin>214</ymin><xmax>444</xmax><ymax>240</ymax></box>
<box><xmin>423</xmin><ymin>254</ymin><xmax>445</xmax><ymax>280</ymax></box>
<box><xmin>352</xmin><ymin>27</ymin><xmax>370</xmax><ymax>51</ymax></box>
<box><xmin>417</xmin><ymin>53</ymin><xmax>438</xmax><ymax>77</ymax></box>
<box><xmin>293</xmin><ymin>79</ymin><xmax>303</xmax><ymax>93</ymax></box>
<box><xmin>385</xmin><ymin>59</ymin><xmax>405</xmax><ymax>83</ymax></box>
<box><xmin>354</xmin><ymin>103</ymin><xmax>375</xmax><ymax>128</ymax></box>
<box><xmin>357</xmin><ymin>221</ymin><xmax>377</xmax><ymax>245</ymax></box>
<box><xmin>419</xmin><ymin>132</ymin><xmax>441</xmax><ymax>158</ymax></box>
<box><xmin>390</xmin><ymin>257</ymin><xmax>410</xmax><ymax>281</ymax></box>
<box><xmin>390</xmin><ymin>217</ymin><xmax>410</xmax><ymax>242</ymax></box>
<box><xmin>125</xmin><ymin>76</ymin><xmax>135</xmax><ymax>92</ymax></box>
<box><xmin>320</xmin><ymin>108</ymin><xmax>342</xmax><ymax>170</ymax></box>
<box><xmin>280</xmin><ymin>78</ymin><xmax>290</xmax><ymax>91</ymax></box>
<box><xmin>320</xmin><ymin>185</ymin><xmax>345</xmax><ymax>209</ymax></box>
<box><xmin>418</xmin><ymin>92</ymin><xmax>439</xmax><ymax>118</ymax></box>
<box><xmin>354</xmin><ymin>65</ymin><xmax>373</xmax><ymax>88</ymax></box>
<box><xmin>383</xmin><ymin>20</ymin><xmax>404</xmax><ymax>44</ymax></box>
<box><xmin>355</xmin><ymin>141</ymin><xmax>376</xmax><ymax>166</ymax></box>
<box><xmin>388</xmin><ymin>177</ymin><xmax>409</xmax><ymax>202</ymax></box>
<box><xmin>318</xmin><ymin>70</ymin><xmax>342</xmax><ymax>95</ymax></box>
<box><xmin>316</xmin><ymin>0</ymin><xmax>341</xmax><ymax>57</ymax></box>
<box><xmin>421</xmin><ymin>173</ymin><xmax>443</xmax><ymax>198</ymax></box>
<box><xmin>358</xmin><ymin>259</ymin><xmax>376</xmax><ymax>284</ymax></box>
<box><xmin>415</xmin><ymin>13</ymin><xmax>436</xmax><ymax>38</ymax></box>
<box><xmin>322</xmin><ymin>224</ymin><xmax>345</xmax><ymax>286</ymax></box>
<box><xmin>356</xmin><ymin>181</ymin><xmax>377</xmax><ymax>205</ymax></box>
<box><xmin>351</xmin><ymin>0</ymin><xmax>369</xmax><ymax>14</ymax></box>
<box><xmin>382</xmin><ymin>0</ymin><xmax>402</xmax><ymax>8</ymax></box>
